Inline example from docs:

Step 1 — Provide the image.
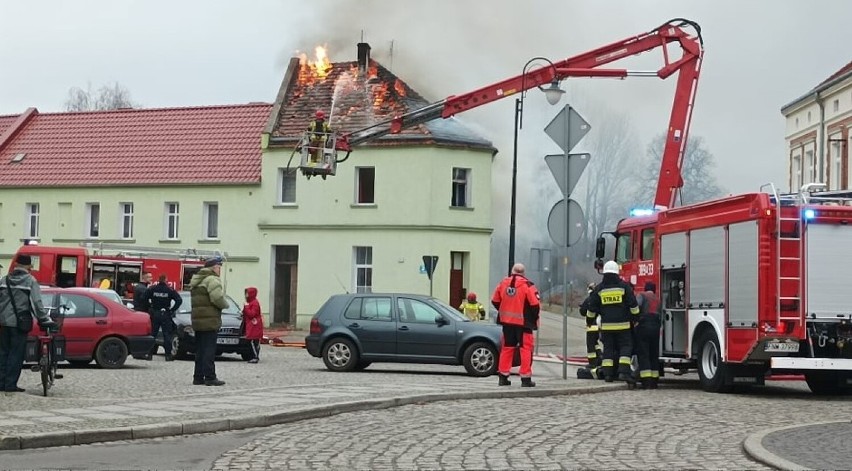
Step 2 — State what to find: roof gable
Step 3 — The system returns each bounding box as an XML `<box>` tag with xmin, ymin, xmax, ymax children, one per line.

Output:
<box><xmin>269</xmin><ymin>57</ymin><xmax>493</xmax><ymax>150</ymax></box>
<box><xmin>0</xmin><ymin>103</ymin><xmax>272</xmax><ymax>187</ymax></box>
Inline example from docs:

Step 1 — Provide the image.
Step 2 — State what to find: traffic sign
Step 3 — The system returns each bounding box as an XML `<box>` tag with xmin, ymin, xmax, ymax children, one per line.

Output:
<box><xmin>547</xmin><ymin>199</ymin><xmax>585</xmax><ymax>247</ymax></box>
<box><xmin>545</xmin><ymin>153</ymin><xmax>591</xmax><ymax>197</ymax></box>
<box><xmin>422</xmin><ymin>255</ymin><xmax>438</xmax><ymax>280</ymax></box>
<box><xmin>545</xmin><ymin>105</ymin><xmax>591</xmax><ymax>153</ymax></box>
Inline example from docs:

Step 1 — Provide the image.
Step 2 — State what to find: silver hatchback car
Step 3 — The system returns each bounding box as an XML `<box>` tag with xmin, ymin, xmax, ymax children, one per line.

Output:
<box><xmin>305</xmin><ymin>293</ymin><xmax>502</xmax><ymax>377</ymax></box>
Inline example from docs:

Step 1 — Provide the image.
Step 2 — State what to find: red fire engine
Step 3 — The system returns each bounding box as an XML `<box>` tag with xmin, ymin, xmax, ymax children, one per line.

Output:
<box><xmin>11</xmin><ymin>242</ymin><xmax>224</xmax><ymax>300</ymax></box>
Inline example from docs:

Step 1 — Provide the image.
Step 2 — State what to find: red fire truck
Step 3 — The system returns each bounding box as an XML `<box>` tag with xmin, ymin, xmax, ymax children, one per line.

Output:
<box><xmin>11</xmin><ymin>242</ymin><xmax>224</xmax><ymax>301</ymax></box>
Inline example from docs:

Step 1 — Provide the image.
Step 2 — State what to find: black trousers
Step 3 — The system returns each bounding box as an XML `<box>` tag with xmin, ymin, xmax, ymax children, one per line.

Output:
<box><xmin>586</xmin><ymin>328</ymin><xmax>601</xmax><ymax>366</ymax></box>
<box><xmin>635</xmin><ymin>322</ymin><xmax>661</xmax><ymax>381</ymax></box>
<box><xmin>149</xmin><ymin>313</ymin><xmax>175</xmax><ymax>355</ymax></box>
<box><xmin>0</xmin><ymin>327</ymin><xmax>27</xmax><ymax>391</ymax></box>
<box><xmin>193</xmin><ymin>330</ymin><xmax>218</xmax><ymax>381</ymax></box>
<box><xmin>248</xmin><ymin>339</ymin><xmax>261</xmax><ymax>361</ymax></box>
<box><xmin>600</xmin><ymin>329</ymin><xmax>633</xmax><ymax>378</ymax></box>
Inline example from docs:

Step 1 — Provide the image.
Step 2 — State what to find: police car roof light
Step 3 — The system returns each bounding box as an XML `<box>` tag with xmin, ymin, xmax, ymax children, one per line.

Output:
<box><xmin>629</xmin><ymin>208</ymin><xmax>655</xmax><ymax>217</ymax></box>
<box><xmin>803</xmin><ymin>208</ymin><xmax>816</xmax><ymax>220</ymax></box>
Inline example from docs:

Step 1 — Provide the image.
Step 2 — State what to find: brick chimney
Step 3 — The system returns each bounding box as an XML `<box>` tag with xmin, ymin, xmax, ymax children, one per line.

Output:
<box><xmin>357</xmin><ymin>42</ymin><xmax>371</xmax><ymax>72</ymax></box>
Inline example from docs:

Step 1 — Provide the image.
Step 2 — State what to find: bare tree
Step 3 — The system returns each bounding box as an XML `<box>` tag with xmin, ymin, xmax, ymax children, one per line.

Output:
<box><xmin>633</xmin><ymin>134</ymin><xmax>725</xmax><ymax>207</ymax></box>
<box><xmin>64</xmin><ymin>82</ymin><xmax>136</xmax><ymax>111</ymax></box>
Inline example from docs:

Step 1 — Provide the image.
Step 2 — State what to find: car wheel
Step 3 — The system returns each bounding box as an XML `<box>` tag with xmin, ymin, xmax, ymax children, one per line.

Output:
<box><xmin>171</xmin><ymin>336</ymin><xmax>190</xmax><ymax>360</ymax></box>
<box><xmin>695</xmin><ymin>329</ymin><xmax>731</xmax><ymax>393</ymax></box>
<box><xmin>321</xmin><ymin>338</ymin><xmax>359</xmax><ymax>372</ymax></box>
<box><xmin>67</xmin><ymin>359</ymin><xmax>91</xmax><ymax>367</ymax></box>
<box><xmin>95</xmin><ymin>337</ymin><xmax>129</xmax><ymax>369</ymax></box>
<box><xmin>805</xmin><ymin>372</ymin><xmax>851</xmax><ymax>395</ymax></box>
<box><xmin>240</xmin><ymin>350</ymin><xmax>254</xmax><ymax>361</ymax></box>
<box><xmin>463</xmin><ymin>341</ymin><xmax>497</xmax><ymax>377</ymax></box>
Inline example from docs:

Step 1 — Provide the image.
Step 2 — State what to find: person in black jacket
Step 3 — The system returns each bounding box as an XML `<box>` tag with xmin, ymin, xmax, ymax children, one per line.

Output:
<box><xmin>587</xmin><ymin>261</ymin><xmax>640</xmax><ymax>386</ymax></box>
<box><xmin>133</xmin><ymin>272</ymin><xmax>152</xmax><ymax>313</ymax></box>
<box><xmin>579</xmin><ymin>282</ymin><xmax>602</xmax><ymax>368</ymax></box>
<box><xmin>143</xmin><ymin>274</ymin><xmax>182</xmax><ymax>361</ymax></box>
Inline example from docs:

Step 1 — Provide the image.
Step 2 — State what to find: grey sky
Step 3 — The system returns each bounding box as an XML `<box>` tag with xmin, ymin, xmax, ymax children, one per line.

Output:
<box><xmin>1</xmin><ymin>0</ymin><xmax>848</xmax><ymax>198</ymax></box>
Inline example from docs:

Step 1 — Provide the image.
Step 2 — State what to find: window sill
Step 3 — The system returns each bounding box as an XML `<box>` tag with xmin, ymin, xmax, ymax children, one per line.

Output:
<box><xmin>272</xmin><ymin>203</ymin><xmax>298</xmax><ymax>209</ymax></box>
<box><xmin>350</xmin><ymin>203</ymin><xmax>377</xmax><ymax>208</ymax></box>
<box><xmin>158</xmin><ymin>239</ymin><xmax>181</xmax><ymax>244</ymax></box>
<box><xmin>197</xmin><ymin>239</ymin><xmax>220</xmax><ymax>244</ymax></box>
<box><xmin>449</xmin><ymin>206</ymin><xmax>474</xmax><ymax>211</ymax></box>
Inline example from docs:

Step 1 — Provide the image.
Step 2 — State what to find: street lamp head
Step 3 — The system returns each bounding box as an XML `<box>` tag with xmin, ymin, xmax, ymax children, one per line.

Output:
<box><xmin>542</xmin><ymin>80</ymin><xmax>565</xmax><ymax>105</ymax></box>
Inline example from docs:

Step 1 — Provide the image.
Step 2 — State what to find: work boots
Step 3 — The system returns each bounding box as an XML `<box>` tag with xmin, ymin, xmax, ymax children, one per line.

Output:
<box><xmin>165</xmin><ymin>354</ymin><xmax>174</xmax><ymax>362</ymax></box>
<box><xmin>521</xmin><ymin>377</ymin><xmax>536</xmax><ymax>388</ymax></box>
<box><xmin>497</xmin><ymin>374</ymin><xmax>512</xmax><ymax>386</ymax></box>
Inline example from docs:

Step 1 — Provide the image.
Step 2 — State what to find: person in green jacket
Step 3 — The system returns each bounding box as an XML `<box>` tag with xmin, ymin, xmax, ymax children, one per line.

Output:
<box><xmin>189</xmin><ymin>256</ymin><xmax>229</xmax><ymax>386</ymax></box>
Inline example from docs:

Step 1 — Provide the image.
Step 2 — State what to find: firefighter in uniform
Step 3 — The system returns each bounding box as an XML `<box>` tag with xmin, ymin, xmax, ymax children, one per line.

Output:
<box><xmin>579</xmin><ymin>282</ymin><xmax>602</xmax><ymax>367</ymax></box>
<box><xmin>307</xmin><ymin>110</ymin><xmax>331</xmax><ymax>164</ymax></box>
<box><xmin>144</xmin><ymin>274</ymin><xmax>183</xmax><ymax>361</ymax></box>
<box><xmin>491</xmin><ymin>263</ymin><xmax>540</xmax><ymax>387</ymax></box>
<box><xmin>635</xmin><ymin>281</ymin><xmax>661</xmax><ymax>389</ymax></box>
<box><xmin>587</xmin><ymin>261</ymin><xmax>640</xmax><ymax>386</ymax></box>
<box><xmin>459</xmin><ymin>292</ymin><xmax>486</xmax><ymax>321</ymax></box>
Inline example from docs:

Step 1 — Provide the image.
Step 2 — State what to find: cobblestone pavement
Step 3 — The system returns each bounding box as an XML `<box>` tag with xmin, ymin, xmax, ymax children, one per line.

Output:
<box><xmin>759</xmin><ymin>421</ymin><xmax>852</xmax><ymax>470</ymax></box>
<box><xmin>209</xmin><ymin>382</ymin><xmax>852</xmax><ymax>471</ymax></box>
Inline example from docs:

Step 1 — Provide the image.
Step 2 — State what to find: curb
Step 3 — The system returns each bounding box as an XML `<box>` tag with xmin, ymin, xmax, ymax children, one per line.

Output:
<box><xmin>0</xmin><ymin>383</ymin><xmax>623</xmax><ymax>450</ymax></box>
<box><xmin>741</xmin><ymin>421</ymin><xmax>846</xmax><ymax>471</ymax></box>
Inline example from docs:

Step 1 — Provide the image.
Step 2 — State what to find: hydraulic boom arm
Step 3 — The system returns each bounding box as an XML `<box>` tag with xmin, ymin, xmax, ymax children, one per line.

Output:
<box><xmin>336</xmin><ymin>18</ymin><xmax>703</xmax><ymax>209</ymax></box>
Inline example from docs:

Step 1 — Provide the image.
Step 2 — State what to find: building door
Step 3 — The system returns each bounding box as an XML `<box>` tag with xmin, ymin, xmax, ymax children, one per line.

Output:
<box><xmin>273</xmin><ymin>246</ymin><xmax>298</xmax><ymax>325</ymax></box>
<box><xmin>449</xmin><ymin>251</ymin><xmax>466</xmax><ymax>308</ymax></box>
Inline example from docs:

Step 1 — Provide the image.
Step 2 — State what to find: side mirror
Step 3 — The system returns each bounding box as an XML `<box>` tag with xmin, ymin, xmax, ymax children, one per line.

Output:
<box><xmin>594</xmin><ymin>259</ymin><xmax>604</xmax><ymax>271</ymax></box>
<box><xmin>595</xmin><ymin>236</ymin><xmax>606</xmax><ymax>259</ymax></box>
<box><xmin>435</xmin><ymin>315</ymin><xmax>448</xmax><ymax>325</ymax></box>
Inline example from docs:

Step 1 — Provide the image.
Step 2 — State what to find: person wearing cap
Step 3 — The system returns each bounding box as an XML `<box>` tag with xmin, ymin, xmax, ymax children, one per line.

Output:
<box><xmin>307</xmin><ymin>110</ymin><xmax>332</xmax><ymax>164</ymax></box>
<box><xmin>188</xmin><ymin>257</ymin><xmax>229</xmax><ymax>386</ymax></box>
<box><xmin>586</xmin><ymin>261</ymin><xmax>640</xmax><ymax>387</ymax></box>
<box><xmin>635</xmin><ymin>281</ymin><xmax>662</xmax><ymax>389</ymax></box>
<box><xmin>0</xmin><ymin>254</ymin><xmax>53</xmax><ymax>393</ymax></box>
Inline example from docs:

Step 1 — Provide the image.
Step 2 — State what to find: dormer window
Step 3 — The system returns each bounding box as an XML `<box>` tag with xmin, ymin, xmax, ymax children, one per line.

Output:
<box><xmin>11</xmin><ymin>153</ymin><xmax>25</xmax><ymax>163</ymax></box>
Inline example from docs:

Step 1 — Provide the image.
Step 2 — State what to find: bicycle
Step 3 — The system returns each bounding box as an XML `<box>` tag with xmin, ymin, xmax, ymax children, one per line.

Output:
<box><xmin>30</xmin><ymin>308</ymin><xmax>65</xmax><ymax>396</ymax></box>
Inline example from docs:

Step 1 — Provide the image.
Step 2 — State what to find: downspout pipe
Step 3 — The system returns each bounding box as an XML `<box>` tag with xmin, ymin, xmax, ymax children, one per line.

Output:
<box><xmin>816</xmin><ymin>91</ymin><xmax>825</xmax><ymax>183</ymax></box>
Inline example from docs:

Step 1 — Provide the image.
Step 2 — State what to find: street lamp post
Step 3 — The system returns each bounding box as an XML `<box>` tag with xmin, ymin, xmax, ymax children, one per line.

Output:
<box><xmin>508</xmin><ymin>57</ymin><xmax>566</xmax><ymax>274</ymax></box>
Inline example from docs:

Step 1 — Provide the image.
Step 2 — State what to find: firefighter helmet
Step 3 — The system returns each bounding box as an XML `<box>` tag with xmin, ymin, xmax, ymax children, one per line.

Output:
<box><xmin>602</xmin><ymin>261</ymin><xmax>620</xmax><ymax>274</ymax></box>
<box><xmin>315</xmin><ymin>110</ymin><xmax>325</xmax><ymax>120</ymax></box>
<box><xmin>467</xmin><ymin>292</ymin><xmax>477</xmax><ymax>302</ymax></box>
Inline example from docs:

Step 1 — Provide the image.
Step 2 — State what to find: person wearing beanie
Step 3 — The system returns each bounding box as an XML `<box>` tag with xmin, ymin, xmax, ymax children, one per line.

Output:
<box><xmin>188</xmin><ymin>256</ymin><xmax>228</xmax><ymax>386</ymax></box>
<box><xmin>0</xmin><ymin>254</ymin><xmax>53</xmax><ymax>393</ymax></box>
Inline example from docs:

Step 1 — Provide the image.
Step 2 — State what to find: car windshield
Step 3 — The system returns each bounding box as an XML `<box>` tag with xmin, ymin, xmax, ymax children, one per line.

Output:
<box><xmin>89</xmin><ymin>289</ymin><xmax>123</xmax><ymax>305</ymax></box>
<box><xmin>177</xmin><ymin>292</ymin><xmax>242</xmax><ymax>316</ymax></box>
<box><xmin>428</xmin><ymin>297</ymin><xmax>469</xmax><ymax>322</ymax></box>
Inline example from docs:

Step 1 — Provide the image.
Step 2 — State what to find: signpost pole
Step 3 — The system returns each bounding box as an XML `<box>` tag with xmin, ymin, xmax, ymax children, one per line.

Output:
<box><xmin>561</xmin><ymin>107</ymin><xmax>572</xmax><ymax>380</ymax></box>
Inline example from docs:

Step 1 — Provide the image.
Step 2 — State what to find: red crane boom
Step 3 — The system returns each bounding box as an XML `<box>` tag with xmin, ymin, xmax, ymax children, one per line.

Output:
<box><xmin>332</xmin><ymin>18</ymin><xmax>703</xmax><ymax>209</ymax></box>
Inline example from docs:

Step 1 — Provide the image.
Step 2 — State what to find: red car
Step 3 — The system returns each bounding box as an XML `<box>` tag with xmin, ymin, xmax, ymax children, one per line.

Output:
<box><xmin>34</xmin><ymin>287</ymin><xmax>155</xmax><ymax>368</ymax></box>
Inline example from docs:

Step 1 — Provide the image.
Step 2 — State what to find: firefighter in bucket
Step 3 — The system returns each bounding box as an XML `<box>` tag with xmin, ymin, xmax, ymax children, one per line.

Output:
<box><xmin>297</xmin><ymin>110</ymin><xmax>337</xmax><ymax>179</ymax></box>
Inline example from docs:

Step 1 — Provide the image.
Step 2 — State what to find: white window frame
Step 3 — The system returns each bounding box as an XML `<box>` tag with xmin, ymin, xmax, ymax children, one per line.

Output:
<box><xmin>792</xmin><ymin>154</ymin><xmax>802</xmax><ymax>191</ymax></box>
<box><xmin>164</xmin><ymin>202</ymin><xmax>180</xmax><ymax>240</ymax></box>
<box><xmin>120</xmin><ymin>202</ymin><xmax>134</xmax><ymax>239</ymax></box>
<box><xmin>451</xmin><ymin>167</ymin><xmax>471</xmax><ymax>208</ymax></box>
<box><xmin>85</xmin><ymin>202</ymin><xmax>100</xmax><ymax>238</ymax></box>
<box><xmin>831</xmin><ymin>140</ymin><xmax>842</xmax><ymax>190</ymax></box>
<box><xmin>25</xmin><ymin>203</ymin><xmax>39</xmax><ymax>239</ymax></box>
<box><xmin>805</xmin><ymin>150</ymin><xmax>815</xmax><ymax>185</ymax></box>
<box><xmin>203</xmin><ymin>202</ymin><xmax>219</xmax><ymax>239</ymax></box>
<box><xmin>355</xmin><ymin>167</ymin><xmax>375</xmax><ymax>205</ymax></box>
<box><xmin>278</xmin><ymin>168</ymin><xmax>297</xmax><ymax>204</ymax></box>
<box><xmin>354</xmin><ymin>246</ymin><xmax>373</xmax><ymax>293</ymax></box>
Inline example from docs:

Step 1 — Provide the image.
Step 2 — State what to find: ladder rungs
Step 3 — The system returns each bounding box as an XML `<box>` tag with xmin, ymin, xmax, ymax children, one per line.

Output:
<box><xmin>780</xmin><ymin>296</ymin><xmax>801</xmax><ymax>300</ymax></box>
<box><xmin>779</xmin><ymin>217</ymin><xmax>801</xmax><ymax>221</ymax></box>
<box><xmin>780</xmin><ymin>257</ymin><xmax>801</xmax><ymax>260</ymax></box>
<box><xmin>780</xmin><ymin>277</ymin><xmax>800</xmax><ymax>280</ymax></box>
<box><xmin>780</xmin><ymin>237</ymin><xmax>801</xmax><ymax>241</ymax></box>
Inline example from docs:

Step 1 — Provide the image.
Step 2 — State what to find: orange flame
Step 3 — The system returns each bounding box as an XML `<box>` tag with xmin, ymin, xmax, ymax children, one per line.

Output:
<box><xmin>298</xmin><ymin>45</ymin><xmax>333</xmax><ymax>84</ymax></box>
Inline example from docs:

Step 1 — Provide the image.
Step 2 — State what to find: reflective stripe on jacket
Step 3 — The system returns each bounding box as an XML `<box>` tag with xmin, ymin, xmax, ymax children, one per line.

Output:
<box><xmin>587</xmin><ymin>279</ymin><xmax>639</xmax><ymax>331</ymax></box>
<box><xmin>491</xmin><ymin>274</ymin><xmax>540</xmax><ymax>330</ymax></box>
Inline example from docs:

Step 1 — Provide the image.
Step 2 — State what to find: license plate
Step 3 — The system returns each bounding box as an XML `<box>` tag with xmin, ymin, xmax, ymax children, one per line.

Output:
<box><xmin>765</xmin><ymin>341</ymin><xmax>799</xmax><ymax>353</ymax></box>
<box><xmin>216</xmin><ymin>337</ymin><xmax>239</xmax><ymax>345</ymax></box>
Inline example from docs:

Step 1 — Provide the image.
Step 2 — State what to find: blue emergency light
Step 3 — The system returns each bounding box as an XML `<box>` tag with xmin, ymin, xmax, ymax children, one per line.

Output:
<box><xmin>803</xmin><ymin>209</ymin><xmax>816</xmax><ymax>220</ymax></box>
<box><xmin>629</xmin><ymin>208</ymin><xmax>655</xmax><ymax>217</ymax></box>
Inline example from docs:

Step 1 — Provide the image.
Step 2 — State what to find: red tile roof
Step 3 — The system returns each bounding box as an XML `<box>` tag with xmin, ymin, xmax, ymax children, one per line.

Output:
<box><xmin>268</xmin><ymin>58</ymin><xmax>492</xmax><ymax>150</ymax></box>
<box><xmin>0</xmin><ymin>103</ymin><xmax>272</xmax><ymax>187</ymax></box>
<box><xmin>816</xmin><ymin>60</ymin><xmax>852</xmax><ymax>88</ymax></box>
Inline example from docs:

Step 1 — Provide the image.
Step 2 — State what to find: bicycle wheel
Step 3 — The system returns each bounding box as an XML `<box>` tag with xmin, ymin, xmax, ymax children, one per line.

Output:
<box><xmin>41</xmin><ymin>349</ymin><xmax>52</xmax><ymax>397</ymax></box>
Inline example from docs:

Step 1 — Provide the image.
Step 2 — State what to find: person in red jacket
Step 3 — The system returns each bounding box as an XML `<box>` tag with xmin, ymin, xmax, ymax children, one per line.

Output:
<box><xmin>242</xmin><ymin>287</ymin><xmax>263</xmax><ymax>363</ymax></box>
<box><xmin>491</xmin><ymin>263</ymin><xmax>540</xmax><ymax>387</ymax></box>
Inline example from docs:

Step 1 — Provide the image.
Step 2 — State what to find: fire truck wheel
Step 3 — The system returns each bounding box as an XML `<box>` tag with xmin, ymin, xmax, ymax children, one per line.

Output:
<box><xmin>95</xmin><ymin>337</ymin><xmax>128</xmax><ymax>369</ymax></box>
<box><xmin>322</xmin><ymin>337</ymin><xmax>359</xmax><ymax>372</ymax></box>
<box><xmin>695</xmin><ymin>329</ymin><xmax>731</xmax><ymax>393</ymax></box>
<box><xmin>805</xmin><ymin>372</ymin><xmax>851</xmax><ymax>396</ymax></box>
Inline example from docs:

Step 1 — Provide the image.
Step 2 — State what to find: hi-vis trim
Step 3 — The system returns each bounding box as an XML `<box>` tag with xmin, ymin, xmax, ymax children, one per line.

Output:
<box><xmin>599</xmin><ymin>287</ymin><xmax>625</xmax><ymax>305</ymax></box>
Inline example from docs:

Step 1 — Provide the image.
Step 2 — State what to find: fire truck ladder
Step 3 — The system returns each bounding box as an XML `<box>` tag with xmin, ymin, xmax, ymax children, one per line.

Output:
<box><xmin>81</xmin><ymin>242</ymin><xmax>227</xmax><ymax>261</ymax></box>
<box><xmin>762</xmin><ymin>183</ymin><xmax>803</xmax><ymax>328</ymax></box>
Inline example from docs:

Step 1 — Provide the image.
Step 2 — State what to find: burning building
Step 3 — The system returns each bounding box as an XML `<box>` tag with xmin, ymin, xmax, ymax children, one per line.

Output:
<box><xmin>260</xmin><ymin>42</ymin><xmax>496</xmax><ymax>326</ymax></box>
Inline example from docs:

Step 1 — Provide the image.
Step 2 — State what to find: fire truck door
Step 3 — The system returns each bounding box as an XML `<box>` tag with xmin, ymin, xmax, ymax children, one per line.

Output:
<box><xmin>660</xmin><ymin>232</ymin><xmax>688</xmax><ymax>355</ymax></box>
<box><xmin>90</xmin><ymin>261</ymin><xmax>118</xmax><ymax>290</ymax></box>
